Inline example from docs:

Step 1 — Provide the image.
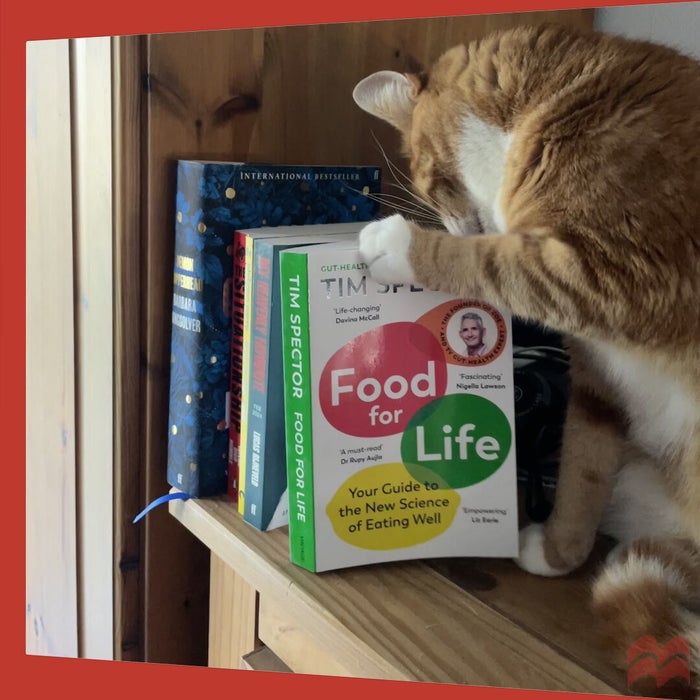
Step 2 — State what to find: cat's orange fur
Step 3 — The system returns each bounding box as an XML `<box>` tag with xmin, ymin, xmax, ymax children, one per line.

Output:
<box><xmin>353</xmin><ymin>23</ymin><xmax>700</xmax><ymax>698</ymax></box>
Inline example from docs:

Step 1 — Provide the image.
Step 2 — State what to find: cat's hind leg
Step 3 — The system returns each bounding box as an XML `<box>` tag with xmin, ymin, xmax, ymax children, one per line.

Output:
<box><xmin>600</xmin><ymin>453</ymin><xmax>686</xmax><ymax>546</ymax></box>
<box><xmin>516</xmin><ymin>345</ymin><xmax>626</xmax><ymax>576</ymax></box>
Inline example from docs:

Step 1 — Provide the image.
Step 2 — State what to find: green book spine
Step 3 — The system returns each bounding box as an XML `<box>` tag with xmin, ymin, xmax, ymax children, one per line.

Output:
<box><xmin>280</xmin><ymin>250</ymin><xmax>316</xmax><ymax>571</ymax></box>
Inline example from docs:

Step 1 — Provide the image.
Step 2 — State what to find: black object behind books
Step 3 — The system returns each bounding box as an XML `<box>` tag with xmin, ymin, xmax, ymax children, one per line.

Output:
<box><xmin>511</xmin><ymin>320</ymin><xmax>570</xmax><ymax>523</ymax></box>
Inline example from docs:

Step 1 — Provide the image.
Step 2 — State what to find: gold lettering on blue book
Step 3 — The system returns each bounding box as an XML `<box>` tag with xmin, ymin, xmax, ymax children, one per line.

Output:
<box><xmin>175</xmin><ymin>254</ymin><xmax>194</xmax><ymax>271</ymax></box>
<box><xmin>173</xmin><ymin>271</ymin><xmax>203</xmax><ymax>292</ymax></box>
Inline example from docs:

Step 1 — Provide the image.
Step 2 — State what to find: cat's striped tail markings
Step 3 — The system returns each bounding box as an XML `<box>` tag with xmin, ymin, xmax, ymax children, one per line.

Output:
<box><xmin>591</xmin><ymin>537</ymin><xmax>700</xmax><ymax>700</ymax></box>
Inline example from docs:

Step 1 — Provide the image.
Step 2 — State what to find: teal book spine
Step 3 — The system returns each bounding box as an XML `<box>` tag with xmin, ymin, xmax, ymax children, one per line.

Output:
<box><xmin>242</xmin><ymin>238</ymin><xmax>280</xmax><ymax>530</ymax></box>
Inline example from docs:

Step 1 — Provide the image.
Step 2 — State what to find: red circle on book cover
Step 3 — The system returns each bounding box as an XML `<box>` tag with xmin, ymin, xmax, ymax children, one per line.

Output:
<box><xmin>319</xmin><ymin>321</ymin><xmax>448</xmax><ymax>437</ymax></box>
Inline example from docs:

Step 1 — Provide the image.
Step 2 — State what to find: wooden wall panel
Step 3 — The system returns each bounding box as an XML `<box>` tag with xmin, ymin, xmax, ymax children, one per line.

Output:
<box><xmin>72</xmin><ymin>36</ymin><xmax>115</xmax><ymax>661</ymax></box>
<box><xmin>26</xmin><ymin>38</ymin><xmax>79</xmax><ymax>658</ymax></box>
<box><xmin>119</xmin><ymin>8</ymin><xmax>594</xmax><ymax>666</ymax></box>
<box><xmin>113</xmin><ymin>34</ymin><xmax>147</xmax><ymax>663</ymax></box>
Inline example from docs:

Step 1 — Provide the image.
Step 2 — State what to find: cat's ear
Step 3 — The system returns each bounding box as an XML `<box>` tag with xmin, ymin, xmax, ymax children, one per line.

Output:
<box><xmin>352</xmin><ymin>70</ymin><xmax>421</xmax><ymax>132</ymax></box>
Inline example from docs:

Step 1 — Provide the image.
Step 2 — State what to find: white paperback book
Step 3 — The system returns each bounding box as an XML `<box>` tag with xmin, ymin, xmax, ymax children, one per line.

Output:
<box><xmin>280</xmin><ymin>239</ymin><xmax>519</xmax><ymax>573</ymax></box>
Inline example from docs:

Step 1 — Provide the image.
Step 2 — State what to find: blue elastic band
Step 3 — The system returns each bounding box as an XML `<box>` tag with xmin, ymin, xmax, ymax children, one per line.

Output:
<box><xmin>133</xmin><ymin>491</ymin><xmax>191</xmax><ymax>523</ymax></box>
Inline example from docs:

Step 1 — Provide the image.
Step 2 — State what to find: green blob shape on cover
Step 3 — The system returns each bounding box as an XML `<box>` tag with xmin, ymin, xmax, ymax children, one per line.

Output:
<box><xmin>400</xmin><ymin>394</ymin><xmax>512</xmax><ymax>489</ymax></box>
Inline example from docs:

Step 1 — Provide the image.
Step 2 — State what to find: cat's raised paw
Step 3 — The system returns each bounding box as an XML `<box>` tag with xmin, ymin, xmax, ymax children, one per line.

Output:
<box><xmin>358</xmin><ymin>214</ymin><xmax>417</xmax><ymax>284</ymax></box>
<box><xmin>514</xmin><ymin>524</ymin><xmax>572</xmax><ymax>577</ymax></box>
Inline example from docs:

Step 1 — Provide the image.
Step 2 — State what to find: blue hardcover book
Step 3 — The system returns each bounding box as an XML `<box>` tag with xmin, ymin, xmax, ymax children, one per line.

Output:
<box><xmin>241</xmin><ymin>224</ymin><xmax>365</xmax><ymax>530</ymax></box>
<box><xmin>166</xmin><ymin>160</ymin><xmax>381</xmax><ymax>498</ymax></box>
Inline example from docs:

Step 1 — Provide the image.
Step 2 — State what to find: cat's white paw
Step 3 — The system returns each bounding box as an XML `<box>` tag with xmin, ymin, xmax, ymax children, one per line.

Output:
<box><xmin>514</xmin><ymin>524</ymin><xmax>572</xmax><ymax>577</ymax></box>
<box><xmin>358</xmin><ymin>214</ymin><xmax>417</xmax><ymax>284</ymax></box>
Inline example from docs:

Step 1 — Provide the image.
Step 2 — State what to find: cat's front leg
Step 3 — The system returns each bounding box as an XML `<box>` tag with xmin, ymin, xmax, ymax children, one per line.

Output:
<box><xmin>358</xmin><ymin>214</ymin><xmax>420</xmax><ymax>285</ymax></box>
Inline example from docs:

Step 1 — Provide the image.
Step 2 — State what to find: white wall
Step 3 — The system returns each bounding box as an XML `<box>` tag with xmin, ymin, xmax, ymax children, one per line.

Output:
<box><xmin>594</xmin><ymin>1</ymin><xmax>700</xmax><ymax>60</ymax></box>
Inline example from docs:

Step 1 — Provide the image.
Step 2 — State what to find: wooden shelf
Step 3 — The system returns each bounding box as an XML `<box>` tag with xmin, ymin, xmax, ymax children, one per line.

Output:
<box><xmin>169</xmin><ymin>493</ymin><xmax>626</xmax><ymax>694</ymax></box>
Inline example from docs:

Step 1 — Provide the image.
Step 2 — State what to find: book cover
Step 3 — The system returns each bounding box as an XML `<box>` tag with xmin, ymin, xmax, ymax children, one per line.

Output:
<box><xmin>279</xmin><ymin>240</ymin><xmax>519</xmax><ymax>572</ymax></box>
<box><xmin>240</xmin><ymin>224</ymin><xmax>365</xmax><ymax>531</ymax></box>
<box><xmin>227</xmin><ymin>165</ymin><xmax>383</xmax><ymax>503</ymax></box>
<box><xmin>167</xmin><ymin>160</ymin><xmax>381</xmax><ymax>498</ymax></box>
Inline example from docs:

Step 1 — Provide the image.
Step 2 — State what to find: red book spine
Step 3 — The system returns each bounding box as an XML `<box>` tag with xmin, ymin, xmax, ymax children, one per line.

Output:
<box><xmin>227</xmin><ymin>229</ymin><xmax>247</xmax><ymax>502</ymax></box>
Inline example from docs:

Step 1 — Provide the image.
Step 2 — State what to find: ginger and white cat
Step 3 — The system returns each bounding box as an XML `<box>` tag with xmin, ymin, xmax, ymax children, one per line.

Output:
<box><xmin>352</xmin><ymin>23</ymin><xmax>700</xmax><ymax>698</ymax></box>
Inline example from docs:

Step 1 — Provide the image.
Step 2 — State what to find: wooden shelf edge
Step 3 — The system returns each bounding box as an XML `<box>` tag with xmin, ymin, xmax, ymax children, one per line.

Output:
<box><xmin>169</xmin><ymin>492</ymin><xmax>622</xmax><ymax>694</ymax></box>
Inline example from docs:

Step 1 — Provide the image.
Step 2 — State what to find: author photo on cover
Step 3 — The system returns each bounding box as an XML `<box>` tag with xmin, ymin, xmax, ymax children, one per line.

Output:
<box><xmin>458</xmin><ymin>311</ymin><xmax>490</xmax><ymax>358</ymax></box>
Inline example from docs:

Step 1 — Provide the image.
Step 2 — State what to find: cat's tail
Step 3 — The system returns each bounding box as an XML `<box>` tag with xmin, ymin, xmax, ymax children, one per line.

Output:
<box><xmin>591</xmin><ymin>537</ymin><xmax>700</xmax><ymax>700</ymax></box>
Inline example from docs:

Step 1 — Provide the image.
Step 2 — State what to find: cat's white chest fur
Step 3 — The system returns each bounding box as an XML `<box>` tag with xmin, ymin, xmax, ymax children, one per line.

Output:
<box><xmin>587</xmin><ymin>341</ymin><xmax>698</xmax><ymax>459</ymax></box>
<box><xmin>457</xmin><ymin>114</ymin><xmax>512</xmax><ymax>233</ymax></box>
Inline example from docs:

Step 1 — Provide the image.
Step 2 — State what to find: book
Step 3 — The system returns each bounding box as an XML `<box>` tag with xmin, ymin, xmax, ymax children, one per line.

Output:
<box><xmin>227</xmin><ymin>165</ymin><xmax>383</xmax><ymax>503</ymax></box>
<box><xmin>238</xmin><ymin>223</ymin><xmax>366</xmax><ymax>531</ymax></box>
<box><xmin>227</xmin><ymin>229</ymin><xmax>248</xmax><ymax>502</ymax></box>
<box><xmin>167</xmin><ymin>160</ymin><xmax>381</xmax><ymax>498</ymax></box>
<box><xmin>279</xmin><ymin>239</ymin><xmax>520</xmax><ymax>572</ymax></box>
<box><xmin>234</xmin><ymin>232</ymin><xmax>256</xmax><ymax>507</ymax></box>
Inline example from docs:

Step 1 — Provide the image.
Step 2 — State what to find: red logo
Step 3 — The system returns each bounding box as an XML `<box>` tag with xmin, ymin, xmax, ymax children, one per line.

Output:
<box><xmin>626</xmin><ymin>635</ymin><xmax>690</xmax><ymax>689</ymax></box>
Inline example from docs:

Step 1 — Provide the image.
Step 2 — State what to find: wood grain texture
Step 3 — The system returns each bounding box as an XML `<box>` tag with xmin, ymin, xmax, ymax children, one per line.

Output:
<box><xmin>170</xmin><ymin>494</ymin><xmax>624</xmax><ymax>694</ymax></box>
<box><xmin>113</xmin><ymin>34</ymin><xmax>147</xmax><ymax>663</ymax></box>
<box><xmin>71</xmin><ymin>35</ymin><xmax>115</xmax><ymax>661</ymax></box>
<box><xmin>26</xmin><ymin>38</ymin><xmax>79</xmax><ymax>658</ymax></box>
<box><xmin>258</xmin><ymin>597</ymin><xmax>351</xmax><ymax>677</ymax></box>
<box><xmin>208</xmin><ymin>554</ymin><xmax>259</xmax><ymax>669</ymax></box>
<box><xmin>429</xmin><ymin>547</ymin><xmax>623</xmax><ymax>690</ymax></box>
<box><xmin>120</xmin><ymin>8</ymin><xmax>594</xmax><ymax>666</ymax></box>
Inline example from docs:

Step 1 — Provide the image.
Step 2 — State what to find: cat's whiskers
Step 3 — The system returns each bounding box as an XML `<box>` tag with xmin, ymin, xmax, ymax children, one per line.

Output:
<box><xmin>368</xmin><ymin>131</ymin><xmax>456</xmax><ymax>226</ymax></box>
<box><xmin>372</xmin><ymin>187</ymin><xmax>442</xmax><ymax>218</ymax></box>
<box><xmin>384</xmin><ymin>183</ymin><xmax>441</xmax><ymax>218</ymax></box>
<box><xmin>370</xmin><ymin>131</ymin><xmax>445</xmax><ymax>213</ymax></box>
<box><xmin>344</xmin><ymin>185</ymin><xmax>443</xmax><ymax>225</ymax></box>
<box><xmin>378</xmin><ymin>197</ymin><xmax>443</xmax><ymax>225</ymax></box>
